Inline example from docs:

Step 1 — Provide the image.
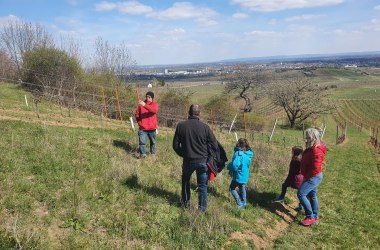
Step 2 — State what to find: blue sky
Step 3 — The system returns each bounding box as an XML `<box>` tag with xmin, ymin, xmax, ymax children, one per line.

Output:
<box><xmin>1</xmin><ymin>0</ymin><xmax>380</xmax><ymax>65</ymax></box>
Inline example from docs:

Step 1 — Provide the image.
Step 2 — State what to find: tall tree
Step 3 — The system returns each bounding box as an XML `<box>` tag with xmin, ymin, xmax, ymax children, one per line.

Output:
<box><xmin>0</xmin><ymin>20</ymin><xmax>54</xmax><ymax>71</ymax></box>
<box><xmin>268</xmin><ymin>77</ymin><xmax>332</xmax><ymax>128</ymax></box>
<box><xmin>0</xmin><ymin>49</ymin><xmax>17</xmax><ymax>79</ymax></box>
<box><xmin>224</xmin><ymin>65</ymin><xmax>267</xmax><ymax>112</ymax></box>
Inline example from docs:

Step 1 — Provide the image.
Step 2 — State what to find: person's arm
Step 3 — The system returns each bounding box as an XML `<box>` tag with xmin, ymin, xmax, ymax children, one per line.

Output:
<box><xmin>231</xmin><ymin>152</ymin><xmax>242</xmax><ymax>171</ymax></box>
<box><xmin>172</xmin><ymin>126</ymin><xmax>183</xmax><ymax>157</ymax></box>
<box><xmin>135</xmin><ymin>106</ymin><xmax>140</xmax><ymax>122</ymax></box>
<box><xmin>207</xmin><ymin>127</ymin><xmax>218</xmax><ymax>157</ymax></box>
<box><xmin>143</xmin><ymin>101</ymin><xmax>158</xmax><ymax>114</ymax></box>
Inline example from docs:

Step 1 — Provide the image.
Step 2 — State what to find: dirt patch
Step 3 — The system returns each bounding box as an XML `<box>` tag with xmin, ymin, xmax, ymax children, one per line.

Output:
<box><xmin>224</xmin><ymin>231</ymin><xmax>268</xmax><ymax>250</ymax></box>
<box><xmin>224</xmin><ymin>201</ymin><xmax>301</xmax><ymax>249</ymax></box>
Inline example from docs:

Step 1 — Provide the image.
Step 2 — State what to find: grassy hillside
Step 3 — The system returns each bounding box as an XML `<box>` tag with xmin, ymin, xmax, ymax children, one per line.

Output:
<box><xmin>0</xmin><ymin>82</ymin><xmax>379</xmax><ymax>249</ymax></box>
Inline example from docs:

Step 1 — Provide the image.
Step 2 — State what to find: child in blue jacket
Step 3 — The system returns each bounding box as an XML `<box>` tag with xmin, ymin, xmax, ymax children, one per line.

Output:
<box><xmin>227</xmin><ymin>138</ymin><xmax>254</xmax><ymax>208</ymax></box>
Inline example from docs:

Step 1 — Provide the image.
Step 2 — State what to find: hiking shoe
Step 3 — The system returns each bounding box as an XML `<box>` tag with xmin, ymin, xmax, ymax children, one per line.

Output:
<box><xmin>138</xmin><ymin>154</ymin><xmax>147</xmax><ymax>159</ymax></box>
<box><xmin>273</xmin><ymin>197</ymin><xmax>285</xmax><ymax>203</ymax></box>
<box><xmin>301</xmin><ymin>217</ymin><xmax>316</xmax><ymax>226</ymax></box>
<box><xmin>295</xmin><ymin>204</ymin><xmax>303</xmax><ymax>211</ymax></box>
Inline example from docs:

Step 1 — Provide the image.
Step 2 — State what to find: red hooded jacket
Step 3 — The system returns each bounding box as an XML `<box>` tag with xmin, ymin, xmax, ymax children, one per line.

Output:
<box><xmin>300</xmin><ymin>142</ymin><xmax>326</xmax><ymax>180</ymax></box>
<box><xmin>135</xmin><ymin>100</ymin><xmax>158</xmax><ymax>130</ymax></box>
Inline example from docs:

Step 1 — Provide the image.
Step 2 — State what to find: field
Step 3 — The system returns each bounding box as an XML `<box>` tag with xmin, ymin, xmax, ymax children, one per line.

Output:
<box><xmin>0</xmin><ymin>67</ymin><xmax>379</xmax><ymax>249</ymax></box>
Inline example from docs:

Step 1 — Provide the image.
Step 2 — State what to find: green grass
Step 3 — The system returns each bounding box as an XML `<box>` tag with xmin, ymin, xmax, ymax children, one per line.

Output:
<box><xmin>330</xmin><ymin>86</ymin><xmax>380</xmax><ymax>99</ymax></box>
<box><xmin>1</xmin><ymin>75</ymin><xmax>380</xmax><ymax>249</ymax></box>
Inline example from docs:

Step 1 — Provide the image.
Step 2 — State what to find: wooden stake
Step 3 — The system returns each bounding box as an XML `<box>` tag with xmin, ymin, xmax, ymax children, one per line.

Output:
<box><xmin>115</xmin><ymin>88</ymin><xmax>123</xmax><ymax>122</ymax></box>
<box><xmin>210</xmin><ymin>109</ymin><xmax>214</xmax><ymax>132</ymax></box>
<box><xmin>243</xmin><ymin>112</ymin><xmax>247</xmax><ymax>138</ymax></box>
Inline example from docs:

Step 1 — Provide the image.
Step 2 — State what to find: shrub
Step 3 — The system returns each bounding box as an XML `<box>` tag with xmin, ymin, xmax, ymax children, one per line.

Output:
<box><xmin>158</xmin><ymin>90</ymin><xmax>192</xmax><ymax>127</ymax></box>
<box><xmin>204</xmin><ymin>95</ymin><xmax>236</xmax><ymax>128</ymax></box>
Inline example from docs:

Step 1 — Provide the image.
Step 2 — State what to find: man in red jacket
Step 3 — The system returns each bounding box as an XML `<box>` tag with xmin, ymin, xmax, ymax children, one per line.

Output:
<box><xmin>298</xmin><ymin>128</ymin><xmax>327</xmax><ymax>226</ymax></box>
<box><xmin>135</xmin><ymin>91</ymin><xmax>159</xmax><ymax>159</ymax></box>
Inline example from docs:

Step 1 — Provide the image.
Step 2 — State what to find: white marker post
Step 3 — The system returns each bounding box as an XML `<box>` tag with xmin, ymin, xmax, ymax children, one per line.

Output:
<box><xmin>269</xmin><ymin>118</ymin><xmax>278</xmax><ymax>142</ymax></box>
<box><xmin>24</xmin><ymin>95</ymin><xmax>29</xmax><ymax>107</ymax></box>
<box><xmin>229</xmin><ymin>113</ymin><xmax>238</xmax><ymax>134</ymax></box>
<box><xmin>129</xmin><ymin>117</ymin><xmax>135</xmax><ymax>131</ymax></box>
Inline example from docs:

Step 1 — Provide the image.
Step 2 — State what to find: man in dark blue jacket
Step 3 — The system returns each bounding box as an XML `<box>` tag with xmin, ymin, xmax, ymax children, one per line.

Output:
<box><xmin>173</xmin><ymin>104</ymin><xmax>218</xmax><ymax>212</ymax></box>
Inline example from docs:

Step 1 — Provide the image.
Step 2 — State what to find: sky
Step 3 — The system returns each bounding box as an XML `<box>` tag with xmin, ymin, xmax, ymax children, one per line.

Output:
<box><xmin>1</xmin><ymin>0</ymin><xmax>380</xmax><ymax>66</ymax></box>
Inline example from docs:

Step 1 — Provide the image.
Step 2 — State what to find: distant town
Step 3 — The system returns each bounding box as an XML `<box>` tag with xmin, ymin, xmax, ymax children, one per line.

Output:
<box><xmin>130</xmin><ymin>51</ymin><xmax>380</xmax><ymax>81</ymax></box>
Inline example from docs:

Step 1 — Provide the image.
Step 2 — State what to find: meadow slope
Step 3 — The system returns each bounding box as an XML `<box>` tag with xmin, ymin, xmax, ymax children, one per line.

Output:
<box><xmin>0</xmin><ymin>82</ymin><xmax>379</xmax><ymax>249</ymax></box>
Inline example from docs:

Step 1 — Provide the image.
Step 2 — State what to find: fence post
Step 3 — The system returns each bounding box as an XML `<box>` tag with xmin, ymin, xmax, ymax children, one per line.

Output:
<box><xmin>210</xmin><ymin>109</ymin><xmax>214</xmax><ymax>133</ymax></box>
<box><xmin>243</xmin><ymin>112</ymin><xmax>247</xmax><ymax>138</ymax></box>
<box><xmin>344</xmin><ymin>122</ymin><xmax>347</xmax><ymax>140</ymax></box>
<box><xmin>101</xmin><ymin>86</ymin><xmax>108</xmax><ymax>118</ymax></box>
<box><xmin>302</xmin><ymin>122</ymin><xmax>305</xmax><ymax>138</ymax></box>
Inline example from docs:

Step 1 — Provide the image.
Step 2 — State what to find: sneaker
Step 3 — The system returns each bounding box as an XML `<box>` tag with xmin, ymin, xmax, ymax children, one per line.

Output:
<box><xmin>301</xmin><ymin>217</ymin><xmax>316</xmax><ymax>226</ymax></box>
<box><xmin>314</xmin><ymin>217</ymin><xmax>319</xmax><ymax>222</ymax></box>
<box><xmin>273</xmin><ymin>197</ymin><xmax>285</xmax><ymax>203</ymax></box>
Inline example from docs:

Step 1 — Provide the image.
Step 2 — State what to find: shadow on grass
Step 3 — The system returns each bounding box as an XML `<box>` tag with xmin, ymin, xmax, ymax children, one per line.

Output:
<box><xmin>112</xmin><ymin>140</ymin><xmax>138</xmax><ymax>154</ymax></box>
<box><xmin>247</xmin><ymin>190</ymin><xmax>298</xmax><ymax>222</ymax></box>
<box><xmin>123</xmin><ymin>174</ymin><xmax>181</xmax><ymax>207</ymax></box>
<box><xmin>123</xmin><ymin>174</ymin><xmax>224</xmax><ymax>208</ymax></box>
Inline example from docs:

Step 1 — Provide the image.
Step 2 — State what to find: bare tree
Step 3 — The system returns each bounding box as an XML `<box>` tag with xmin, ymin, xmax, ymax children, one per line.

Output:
<box><xmin>0</xmin><ymin>20</ymin><xmax>54</xmax><ymax>71</ymax></box>
<box><xmin>58</xmin><ymin>35</ymin><xmax>83</xmax><ymax>64</ymax></box>
<box><xmin>92</xmin><ymin>37</ymin><xmax>136</xmax><ymax>83</ymax></box>
<box><xmin>0</xmin><ymin>48</ymin><xmax>17</xmax><ymax>79</ymax></box>
<box><xmin>268</xmin><ymin>77</ymin><xmax>332</xmax><ymax>128</ymax></box>
<box><xmin>224</xmin><ymin>65</ymin><xmax>267</xmax><ymax>112</ymax></box>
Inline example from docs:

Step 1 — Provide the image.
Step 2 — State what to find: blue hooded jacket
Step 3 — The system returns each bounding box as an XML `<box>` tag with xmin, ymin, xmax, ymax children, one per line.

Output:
<box><xmin>227</xmin><ymin>147</ymin><xmax>254</xmax><ymax>184</ymax></box>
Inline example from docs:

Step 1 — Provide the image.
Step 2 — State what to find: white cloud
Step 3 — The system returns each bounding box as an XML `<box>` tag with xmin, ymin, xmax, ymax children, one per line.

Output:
<box><xmin>232</xmin><ymin>12</ymin><xmax>249</xmax><ymax>19</ymax></box>
<box><xmin>148</xmin><ymin>2</ymin><xmax>218</xmax><ymax>25</ymax></box>
<box><xmin>164</xmin><ymin>28</ymin><xmax>186</xmax><ymax>35</ymax></box>
<box><xmin>230</xmin><ymin>0</ymin><xmax>345</xmax><ymax>12</ymax></box>
<box><xmin>244</xmin><ymin>30</ymin><xmax>278</xmax><ymax>37</ymax></box>
<box><xmin>95</xmin><ymin>2</ymin><xmax>217</xmax><ymax>26</ymax></box>
<box><xmin>95</xmin><ymin>1</ymin><xmax>153</xmax><ymax>15</ymax></box>
<box><xmin>371</xmin><ymin>18</ymin><xmax>380</xmax><ymax>31</ymax></box>
<box><xmin>285</xmin><ymin>14</ymin><xmax>324</xmax><ymax>22</ymax></box>
<box><xmin>375</xmin><ymin>5</ymin><xmax>380</xmax><ymax>11</ymax></box>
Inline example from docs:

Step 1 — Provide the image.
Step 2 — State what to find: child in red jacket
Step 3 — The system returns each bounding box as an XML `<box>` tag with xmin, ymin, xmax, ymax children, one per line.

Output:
<box><xmin>273</xmin><ymin>146</ymin><xmax>304</xmax><ymax>211</ymax></box>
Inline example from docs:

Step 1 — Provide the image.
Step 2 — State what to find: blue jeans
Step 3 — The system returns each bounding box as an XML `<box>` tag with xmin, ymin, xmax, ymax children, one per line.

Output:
<box><xmin>181</xmin><ymin>162</ymin><xmax>208</xmax><ymax>212</ymax></box>
<box><xmin>230</xmin><ymin>180</ymin><xmax>246</xmax><ymax>206</ymax></box>
<box><xmin>297</xmin><ymin>173</ymin><xmax>323</xmax><ymax>219</ymax></box>
<box><xmin>138</xmin><ymin>130</ymin><xmax>156</xmax><ymax>155</ymax></box>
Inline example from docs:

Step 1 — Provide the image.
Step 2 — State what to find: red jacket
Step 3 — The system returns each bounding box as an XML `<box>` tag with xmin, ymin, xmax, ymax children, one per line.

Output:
<box><xmin>300</xmin><ymin>142</ymin><xmax>326</xmax><ymax>180</ymax></box>
<box><xmin>135</xmin><ymin>100</ymin><xmax>158</xmax><ymax>130</ymax></box>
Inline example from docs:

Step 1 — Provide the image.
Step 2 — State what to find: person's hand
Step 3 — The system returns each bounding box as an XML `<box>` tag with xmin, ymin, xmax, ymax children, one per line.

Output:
<box><xmin>138</xmin><ymin>100</ymin><xmax>145</xmax><ymax>106</ymax></box>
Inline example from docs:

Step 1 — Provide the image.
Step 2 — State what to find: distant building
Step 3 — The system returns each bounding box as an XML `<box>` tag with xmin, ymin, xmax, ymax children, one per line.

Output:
<box><xmin>344</xmin><ymin>64</ymin><xmax>357</xmax><ymax>68</ymax></box>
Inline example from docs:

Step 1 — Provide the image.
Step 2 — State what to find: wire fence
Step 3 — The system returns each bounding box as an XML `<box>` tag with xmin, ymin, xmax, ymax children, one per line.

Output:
<box><xmin>1</xmin><ymin>78</ymin><xmax>311</xmax><ymax>146</ymax></box>
<box><xmin>2</xmin><ymin>77</ymin><xmax>369</xmax><ymax>148</ymax></box>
